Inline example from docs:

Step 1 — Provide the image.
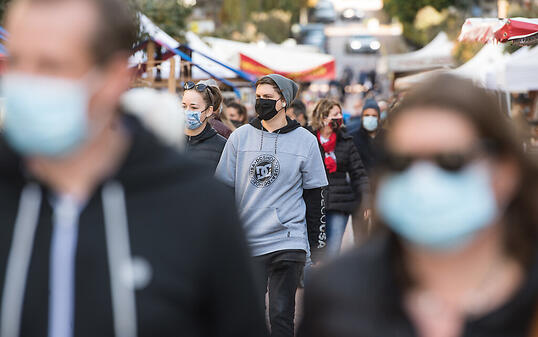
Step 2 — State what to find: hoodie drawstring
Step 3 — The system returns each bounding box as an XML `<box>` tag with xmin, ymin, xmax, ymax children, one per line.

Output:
<box><xmin>102</xmin><ymin>181</ymin><xmax>137</xmax><ymax>337</ymax></box>
<box><xmin>1</xmin><ymin>184</ymin><xmax>42</xmax><ymax>337</ymax></box>
<box><xmin>0</xmin><ymin>182</ymin><xmax>137</xmax><ymax>337</ymax></box>
<box><xmin>259</xmin><ymin>126</ymin><xmax>281</xmax><ymax>155</ymax></box>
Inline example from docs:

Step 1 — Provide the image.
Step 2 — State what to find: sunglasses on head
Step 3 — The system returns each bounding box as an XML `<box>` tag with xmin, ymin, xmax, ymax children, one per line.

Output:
<box><xmin>382</xmin><ymin>141</ymin><xmax>496</xmax><ymax>173</ymax></box>
<box><xmin>183</xmin><ymin>81</ymin><xmax>208</xmax><ymax>92</ymax></box>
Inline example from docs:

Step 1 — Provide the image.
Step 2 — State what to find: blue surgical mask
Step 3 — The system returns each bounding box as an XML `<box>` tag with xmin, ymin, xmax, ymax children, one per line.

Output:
<box><xmin>2</xmin><ymin>73</ymin><xmax>90</xmax><ymax>157</ymax></box>
<box><xmin>362</xmin><ymin>116</ymin><xmax>378</xmax><ymax>131</ymax></box>
<box><xmin>376</xmin><ymin>161</ymin><xmax>498</xmax><ymax>251</ymax></box>
<box><xmin>184</xmin><ymin>109</ymin><xmax>206</xmax><ymax>130</ymax></box>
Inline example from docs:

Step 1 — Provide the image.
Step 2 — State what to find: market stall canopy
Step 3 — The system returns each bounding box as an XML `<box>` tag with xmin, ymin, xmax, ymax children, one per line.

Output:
<box><xmin>204</xmin><ymin>37</ymin><xmax>336</xmax><ymax>82</ymax></box>
<box><xmin>387</xmin><ymin>32</ymin><xmax>454</xmax><ymax>73</ymax></box>
<box><xmin>458</xmin><ymin>18</ymin><xmax>538</xmax><ymax>45</ymax></box>
<box><xmin>130</xmin><ymin>14</ymin><xmax>247</xmax><ymax>95</ymax></box>
<box><xmin>185</xmin><ymin>32</ymin><xmax>238</xmax><ymax>80</ymax></box>
<box><xmin>394</xmin><ymin>43</ymin><xmax>505</xmax><ymax>91</ymax></box>
<box><xmin>451</xmin><ymin>42</ymin><xmax>506</xmax><ymax>87</ymax></box>
<box><xmin>500</xmin><ymin>46</ymin><xmax>538</xmax><ymax>91</ymax></box>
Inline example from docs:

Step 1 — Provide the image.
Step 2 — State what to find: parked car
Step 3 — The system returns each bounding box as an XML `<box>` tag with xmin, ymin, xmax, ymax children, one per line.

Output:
<box><xmin>299</xmin><ymin>24</ymin><xmax>328</xmax><ymax>53</ymax></box>
<box><xmin>340</xmin><ymin>8</ymin><xmax>364</xmax><ymax>21</ymax></box>
<box><xmin>311</xmin><ymin>0</ymin><xmax>337</xmax><ymax>23</ymax></box>
<box><xmin>345</xmin><ymin>35</ymin><xmax>381</xmax><ymax>54</ymax></box>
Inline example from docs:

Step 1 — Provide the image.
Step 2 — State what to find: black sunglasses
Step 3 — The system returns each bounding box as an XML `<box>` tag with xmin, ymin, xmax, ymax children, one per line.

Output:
<box><xmin>183</xmin><ymin>81</ymin><xmax>208</xmax><ymax>92</ymax></box>
<box><xmin>382</xmin><ymin>141</ymin><xmax>497</xmax><ymax>173</ymax></box>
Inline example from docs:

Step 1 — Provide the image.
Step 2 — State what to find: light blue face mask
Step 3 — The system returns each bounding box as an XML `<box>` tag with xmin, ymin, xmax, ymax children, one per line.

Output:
<box><xmin>376</xmin><ymin>161</ymin><xmax>498</xmax><ymax>251</ymax></box>
<box><xmin>362</xmin><ymin>116</ymin><xmax>378</xmax><ymax>131</ymax></box>
<box><xmin>184</xmin><ymin>109</ymin><xmax>207</xmax><ymax>130</ymax></box>
<box><xmin>2</xmin><ymin>73</ymin><xmax>90</xmax><ymax>157</ymax></box>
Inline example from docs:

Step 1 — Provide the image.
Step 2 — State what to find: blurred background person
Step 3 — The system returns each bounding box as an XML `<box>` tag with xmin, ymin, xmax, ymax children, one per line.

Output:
<box><xmin>345</xmin><ymin>94</ymin><xmax>364</xmax><ymax>134</ymax></box>
<box><xmin>287</xmin><ymin>99</ymin><xmax>308</xmax><ymax>127</ymax></box>
<box><xmin>310</xmin><ymin>98</ymin><xmax>370</xmax><ymax>258</ymax></box>
<box><xmin>0</xmin><ymin>0</ymin><xmax>267</xmax><ymax>336</ymax></box>
<box><xmin>352</xmin><ymin>98</ymin><xmax>385</xmax><ymax>175</ymax></box>
<box><xmin>224</xmin><ymin>101</ymin><xmax>248</xmax><ymax>130</ymax></box>
<box><xmin>298</xmin><ymin>74</ymin><xmax>538</xmax><ymax>337</ymax></box>
<box><xmin>183</xmin><ymin>80</ymin><xmax>227</xmax><ymax>172</ymax></box>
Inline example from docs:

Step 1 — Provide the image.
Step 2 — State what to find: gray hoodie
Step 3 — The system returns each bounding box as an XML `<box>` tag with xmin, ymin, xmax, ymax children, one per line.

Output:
<box><xmin>215</xmin><ymin>117</ymin><xmax>328</xmax><ymax>256</ymax></box>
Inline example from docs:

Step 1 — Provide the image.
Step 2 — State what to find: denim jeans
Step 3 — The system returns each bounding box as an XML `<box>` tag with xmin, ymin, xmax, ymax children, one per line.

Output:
<box><xmin>326</xmin><ymin>211</ymin><xmax>350</xmax><ymax>258</ymax></box>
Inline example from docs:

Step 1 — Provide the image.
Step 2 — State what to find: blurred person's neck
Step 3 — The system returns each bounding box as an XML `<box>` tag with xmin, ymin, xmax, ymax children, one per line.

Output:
<box><xmin>261</xmin><ymin>111</ymin><xmax>287</xmax><ymax>133</ymax></box>
<box><xmin>368</xmin><ymin>130</ymin><xmax>377</xmax><ymax>138</ymax></box>
<box><xmin>185</xmin><ymin>121</ymin><xmax>207</xmax><ymax>137</ymax></box>
<box><xmin>26</xmin><ymin>116</ymin><xmax>131</xmax><ymax>202</ymax></box>
<box><xmin>403</xmin><ymin>224</ymin><xmax>523</xmax><ymax>316</ymax></box>
<box><xmin>320</xmin><ymin>125</ymin><xmax>333</xmax><ymax>139</ymax></box>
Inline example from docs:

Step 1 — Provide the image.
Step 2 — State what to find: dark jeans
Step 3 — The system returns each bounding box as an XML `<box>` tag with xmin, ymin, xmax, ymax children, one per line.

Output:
<box><xmin>253</xmin><ymin>255</ymin><xmax>304</xmax><ymax>337</ymax></box>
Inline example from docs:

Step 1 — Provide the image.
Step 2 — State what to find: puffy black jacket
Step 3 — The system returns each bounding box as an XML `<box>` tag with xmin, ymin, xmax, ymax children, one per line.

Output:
<box><xmin>185</xmin><ymin>123</ymin><xmax>227</xmax><ymax>172</ymax></box>
<box><xmin>313</xmin><ymin>129</ymin><xmax>370</xmax><ymax>214</ymax></box>
<box><xmin>352</xmin><ymin>127</ymin><xmax>385</xmax><ymax>174</ymax></box>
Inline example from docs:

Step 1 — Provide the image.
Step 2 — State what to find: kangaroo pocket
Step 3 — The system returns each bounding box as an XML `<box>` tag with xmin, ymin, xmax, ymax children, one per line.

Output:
<box><xmin>241</xmin><ymin>207</ymin><xmax>288</xmax><ymax>242</ymax></box>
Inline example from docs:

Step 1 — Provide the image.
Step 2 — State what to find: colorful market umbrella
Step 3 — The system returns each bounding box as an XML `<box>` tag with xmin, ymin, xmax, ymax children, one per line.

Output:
<box><xmin>458</xmin><ymin>17</ymin><xmax>538</xmax><ymax>46</ymax></box>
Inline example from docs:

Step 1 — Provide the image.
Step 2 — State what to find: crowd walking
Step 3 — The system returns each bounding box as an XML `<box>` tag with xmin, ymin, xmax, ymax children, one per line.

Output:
<box><xmin>0</xmin><ymin>0</ymin><xmax>537</xmax><ymax>337</ymax></box>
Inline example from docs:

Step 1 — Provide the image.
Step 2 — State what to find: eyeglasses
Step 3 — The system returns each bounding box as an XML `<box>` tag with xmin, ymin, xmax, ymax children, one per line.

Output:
<box><xmin>382</xmin><ymin>142</ymin><xmax>497</xmax><ymax>173</ymax></box>
<box><xmin>183</xmin><ymin>81</ymin><xmax>208</xmax><ymax>92</ymax></box>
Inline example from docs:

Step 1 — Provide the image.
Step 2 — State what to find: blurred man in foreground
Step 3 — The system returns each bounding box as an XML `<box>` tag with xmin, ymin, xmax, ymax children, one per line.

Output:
<box><xmin>0</xmin><ymin>0</ymin><xmax>266</xmax><ymax>336</ymax></box>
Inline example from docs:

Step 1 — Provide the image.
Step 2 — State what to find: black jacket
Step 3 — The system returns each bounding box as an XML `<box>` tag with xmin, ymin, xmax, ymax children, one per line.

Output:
<box><xmin>185</xmin><ymin>123</ymin><xmax>227</xmax><ymax>172</ymax></box>
<box><xmin>299</xmin><ymin>233</ymin><xmax>538</xmax><ymax>337</ymax></box>
<box><xmin>0</xmin><ymin>115</ymin><xmax>267</xmax><ymax>337</ymax></box>
<box><xmin>313</xmin><ymin>129</ymin><xmax>370</xmax><ymax>214</ymax></box>
<box><xmin>352</xmin><ymin>127</ymin><xmax>385</xmax><ymax>174</ymax></box>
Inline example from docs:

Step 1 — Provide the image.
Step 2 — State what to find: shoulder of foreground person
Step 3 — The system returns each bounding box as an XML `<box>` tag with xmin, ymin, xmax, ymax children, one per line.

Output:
<box><xmin>303</xmin><ymin>233</ymin><xmax>397</xmax><ymax>310</ymax></box>
<box><xmin>298</xmin><ymin>234</ymin><xmax>403</xmax><ymax>337</ymax></box>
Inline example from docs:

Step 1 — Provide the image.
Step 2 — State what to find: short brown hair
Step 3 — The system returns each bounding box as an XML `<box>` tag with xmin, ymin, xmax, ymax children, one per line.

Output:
<box><xmin>255</xmin><ymin>77</ymin><xmax>282</xmax><ymax>97</ymax></box>
<box><xmin>310</xmin><ymin>98</ymin><xmax>342</xmax><ymax>131</ymax></box>
<box><xmin>8</xmin><ymin>0</ymin><xmax>137</xmax><ymax>65</ymax></box>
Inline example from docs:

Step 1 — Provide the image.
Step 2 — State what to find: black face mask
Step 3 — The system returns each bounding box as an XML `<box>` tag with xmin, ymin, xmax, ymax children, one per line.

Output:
<box><xmin>230</xmin><ymin>120</ymin><xmax>243</xmax><ymax>128</ymax></box>
<box><xmin>330</xmin><ymin>118</ymin><xmax>343</xmax><ymax>130</ymax></box>
<box><xmin>255</xmin><ymin>98</ymin><xmax>284</xmax><ymax>121</ymax></box>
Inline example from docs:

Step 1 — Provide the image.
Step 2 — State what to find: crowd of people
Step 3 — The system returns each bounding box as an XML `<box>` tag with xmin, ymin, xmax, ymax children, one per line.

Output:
<box><xmin>0</xmin><ymin>0</ymin><xmax>537</xmax><ymax>337</ymax></box>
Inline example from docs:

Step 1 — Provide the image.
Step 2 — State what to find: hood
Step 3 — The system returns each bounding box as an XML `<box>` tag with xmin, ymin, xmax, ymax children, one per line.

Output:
<box><xmin>249</xmin><ymin>116</ymin><xmax>301</xmax><ymax>134</ymax></box>
<box><xmin>249</xmin><ymin>116</ymin><xmax>302</xmax><ymax>155</ymax></box>
<box><xmin>186</xmin><ymin>123</ymin><xmax>218</xmax><ymax>145</ymax></box>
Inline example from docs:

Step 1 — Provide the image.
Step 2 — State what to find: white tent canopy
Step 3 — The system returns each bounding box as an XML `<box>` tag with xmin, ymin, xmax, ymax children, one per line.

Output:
<box><xmin>186</xmin><ymin>32</ymin><xmax>238</xmax><ymax>80</ymax></box>
<box><xmin>501</xmin><ymin>46</ymin><xmax>538</xmax><ymax>91</ymax></box>
<box><xmin>451</xmin><ymin>42</ymin><xmax>505</xmax><ymax>88</ymax></box>
<box><xmin>388</xmin><ymin>32</ymin><xmax>454</xmax><ymax>72</ymax></box>
<box><xmin>203</xmin><ymin>37</ymin><xmax>335</xmax><ymax>73</ymax></box>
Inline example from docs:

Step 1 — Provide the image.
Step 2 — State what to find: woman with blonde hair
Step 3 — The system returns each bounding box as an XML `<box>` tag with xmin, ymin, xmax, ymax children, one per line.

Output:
<box><xmin>310</xmin><ymin>98</ymin><xmax>370</xmax><ymax>258</ymax></box>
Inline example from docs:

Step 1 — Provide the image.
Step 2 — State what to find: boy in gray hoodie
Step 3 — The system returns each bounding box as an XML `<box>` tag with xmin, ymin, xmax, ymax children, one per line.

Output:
<box><xmin>215</xmin><ymin>74</ymin><xmax>328</xmax><ymax>337</ymax></box>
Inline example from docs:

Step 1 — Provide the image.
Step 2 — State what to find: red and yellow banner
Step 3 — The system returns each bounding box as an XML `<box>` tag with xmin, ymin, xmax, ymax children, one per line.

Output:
<box><xmin>240</xmin><ymin>53</ymin><xmax>335</xmax><ymax>82</ymax></box>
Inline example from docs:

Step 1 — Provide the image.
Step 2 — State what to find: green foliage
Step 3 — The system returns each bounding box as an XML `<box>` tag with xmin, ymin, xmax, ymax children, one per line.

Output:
<box><xmin>218</xmin><ymin>0</ymin><xmax>309</xmax><ymax>43</ymax></box>
<box><xmin>384</xmin><ymin>0</ymin><xmax>469</xmax><ymax>47</ymax></box>
<box><xmin>251</xmin><ymin>10</ymin><xmax>291</xmax><ymax>43</ymax></box>
<box><xmin>452</xmin><ymin>41</ymin><xmax>483</xmax><ymax>65</ymax></box>
<box><xmin>130</xmin><ymin>0</ymin><xmax>192</xmax><ymax>41</ymax></box>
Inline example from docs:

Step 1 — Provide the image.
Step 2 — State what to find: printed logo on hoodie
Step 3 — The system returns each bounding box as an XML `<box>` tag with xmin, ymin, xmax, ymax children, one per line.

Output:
<box><xmin>249</xmin><ymin>154</ymin><xmax>280</xmax><ymax>188</ymax></box>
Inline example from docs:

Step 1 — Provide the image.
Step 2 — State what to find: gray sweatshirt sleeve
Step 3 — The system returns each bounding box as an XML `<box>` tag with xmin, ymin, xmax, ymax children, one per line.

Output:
<box><xmin>215</xmin><ymin>133</ymin><xmax>237</xmax><ymax>188</ymax></box>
